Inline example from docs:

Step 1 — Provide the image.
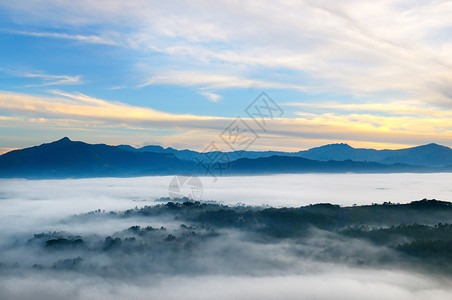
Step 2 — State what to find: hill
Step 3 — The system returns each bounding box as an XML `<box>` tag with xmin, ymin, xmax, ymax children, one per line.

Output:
<box><xmin>123</xmin><ymin>142</ymin><xmax>452</xmax><ymax>167</ymax></box>
<box><xmin>1</xmin><ymin>138</ymin><xmax>450</xmax><ymax>178</ymax></box>
<box><xmin>0</xmin><ymin>137</ymin><xmax>195</xmax><ymax>178</ymax></box>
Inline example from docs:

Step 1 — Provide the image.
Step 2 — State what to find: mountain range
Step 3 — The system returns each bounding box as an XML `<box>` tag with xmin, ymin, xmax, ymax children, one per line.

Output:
<box><xmin>121</xmin><ymin>141</ymin><xmax>452</xmax><ymax>167</ymax></box>
<box><xmin>0</xmin><ymin>137</ymin><xmax>451</xmax><ymax>178</ymax></box>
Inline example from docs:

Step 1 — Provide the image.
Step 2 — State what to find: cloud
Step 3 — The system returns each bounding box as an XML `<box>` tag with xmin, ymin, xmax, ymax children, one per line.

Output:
<box><xmin>139</xmin><ymin>70</ymin><xmax>309</xmax><ymax>91</ymax></box>
<box><xmin>8</xmin><ymin>31</ymin><xmax>118</xmax><ymax>46</ymax></box>
<box><xmin>292</xmin><ymin>112</ymin><xmax>452</xmax><ymax>134</ymax></box>
<box><xmin>2</xmin><ymin>90</ymin><xmax>452</xmax><ymax>150</ymax></box>
<box><xmin>199</xmin><ymin>91</ymin><xmax>221</xmax><ymax>102</ymax></box>
<box><xmin>2</xmin><ymin>271</ymin><xmax>452</xmax><ymax>300</ymax></box>
<box><xmin>139</xmin><ymin>70</ymin><xmax>308</xmax><ymax>102</ymax></box>
<box><xmin>3</xmin><ymin>1</ymin><xmax>452</xmax><ymax>105</ymax></box>
<box><xmin>0</xmin><ymin>90</ymin><xmax>224</xmax><ymax>124</ymax></box>
<box><xmin>0</xmin><ymin>69</ymin><xmax>82</xmax><ymax>86</ymax></box>
<box><xmin>282</xmin><ymin>101</ymin><xmax>444</xmax><ymax>116</ymax></box>
<box><xmin>23</xmin><ymin>73</ymin><xmax>82</xmax><ymax>86</ymax></box>
<box><xmin>1</xmin><ymin>177</ymin><xmax>452</xmax><ymax>299</ymax></box>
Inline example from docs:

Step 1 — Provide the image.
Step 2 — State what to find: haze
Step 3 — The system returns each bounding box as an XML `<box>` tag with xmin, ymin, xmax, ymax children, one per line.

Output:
<box><xmin>1</xmin><ymin>174</ymin><xmax>452</xmax><ymax>299</ymax></box>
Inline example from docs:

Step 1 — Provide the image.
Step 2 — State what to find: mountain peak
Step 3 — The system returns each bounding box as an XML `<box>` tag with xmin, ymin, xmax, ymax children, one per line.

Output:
<box><xmin>56</xmin><ymin>137</ymin><xmax>72</xmax><ymax>143</ymax></box>
<box><xmin>321</xmin><ymin>143</ymin><xmax>353</xmax><ymax>149</ymax></box>
<box><xmin>425</xmin><ymin>143</ymin><xmax>443</xmax><ymax>147</ymax></box>
<box><xmin>417</xmin><ymin>143</ymin><xmax>448</xmax><ymax>150</ymax></box>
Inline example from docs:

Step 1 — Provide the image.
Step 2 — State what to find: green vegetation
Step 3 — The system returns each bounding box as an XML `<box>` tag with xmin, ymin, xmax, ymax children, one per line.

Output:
<box><xmin>3</xmin><ymin>198</ymin><xmax>452</xmax><ymax>276</ymax></box>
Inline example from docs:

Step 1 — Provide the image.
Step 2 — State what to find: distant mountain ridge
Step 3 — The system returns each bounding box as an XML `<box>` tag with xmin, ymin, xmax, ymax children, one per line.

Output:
<box><xmin>121</xmin><ymin>141</ymin><xmax>452</xmax><ymax>168</ymax></box>
<box><xmin>0</xmin><ymin>137</ymin><xmax>451</xmax><ymax>178</ymax></box>
<box><xmin>298</xmin><ymin>143</ymin><xmax>452</xmax><ymax>167</ymax></box>
<box><xmin>223</xmin><ymin>156</ymin><xmax>422</xmax><ymax>175</ymax></box>
<box><xmin>0</xmin><ymin>137</ymin><xmax>195</xmax><ymax>178</ymax></box>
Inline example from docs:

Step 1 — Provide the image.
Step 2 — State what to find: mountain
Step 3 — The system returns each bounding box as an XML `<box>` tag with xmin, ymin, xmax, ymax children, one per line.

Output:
<box><xmin>122</xmin><ymin>142</ymin><xmax>452</xmax><ymax>167</ymax></box>
<box><xmin>1</xmin><ymin>138</ymin><xmax>451</xmax><ymax>179</ymax></box>
<box><xmin>298</xmin><ymin>143</ymin><xmax>385</xmax><ymax>162</ymax></box>
<box><xmin>120</xmin><ymin>144</ymin><xmax>291</xmax><ymax>162</ymax></box>
<box><xmin>0</xmin><ymin>137</ymin><xmax>195</xmax><ymax>178</ymax></box>
<box><xmin>379</xmin><ymin>143</ymin><xmax>452</xmax><ymax>167</ymax></box>
<box><xmin>225</xmin><ymin>156</ymin><xmax>423</xmax><ymax>174</ymax></box>
<box><xmin>296</xmin><ymin>143</ymin><xmax>452</xmax><ymax>167</ymax></box>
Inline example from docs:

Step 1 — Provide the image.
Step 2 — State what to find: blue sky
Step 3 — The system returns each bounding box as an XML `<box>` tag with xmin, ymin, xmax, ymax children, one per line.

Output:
<box><xmin>1</xmin><ymin>0</ymin><xmax>452</xmax><ymax>153</ymax></box>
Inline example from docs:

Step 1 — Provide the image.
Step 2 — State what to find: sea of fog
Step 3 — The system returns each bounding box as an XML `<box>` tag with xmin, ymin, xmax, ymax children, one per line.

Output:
<box><xmin>2</xmin><ymin>173</ymin><xmax>452</xmax><ymax>300</ymax></box>
<box><xmin>1</xmin><ymin>173</ymin><xmax>452</xmax><ymax>238</ymax></box>
<box><xmin>2</xmin><ymin>173</ymin><xmax>452</xmax><ymax>216</ymax></box>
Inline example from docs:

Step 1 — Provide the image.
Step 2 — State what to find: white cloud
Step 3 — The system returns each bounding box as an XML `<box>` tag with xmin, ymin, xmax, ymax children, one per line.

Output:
<box><xmin>3</xmin><ymin>1</ymin><xmax>452</xmax><ymax>105</ymax></box>
<box><xmin>9</xmin><ymin>31</ymin><xmax>118</xmax><ymax>46</ymax></box>
<box><xmin>23</xmin><ymin>72</ymin><xmax>82</xmax><ymax>86</ymax></box>
<box><xmin>2</xmin><ymin>90</ymin><xmax>452</xmax><ymax>150</ymax></box>
<box><xmin>0</xmin><ymin>90</ymin><xmax>230</xmax><ymax>131</ymax></box>
<box><xmin>0</xmin><ymin>69</ymin><xmax>82</xmax><ymax>86</ymax></box>
<box><xmin>1</xmin><ymin>176</ymin><xmax>452</xmax><ymax>299</ymax></box>
<box><xmin>199</xmin><ymin>91</ymin><xmax>221</xmax><ymax>102</ymax></box>
<box><xmin>139</xmin><ymin>70</ymin><xmax>309</xmax><ymax>92</ymax></box>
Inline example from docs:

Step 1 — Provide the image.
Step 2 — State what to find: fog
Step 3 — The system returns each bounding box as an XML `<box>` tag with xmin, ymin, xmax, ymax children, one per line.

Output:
<box><xmin>2</xmin><ymin>173</ymin><xmax>452</xmax><ymax>211</ymax></box>
<box><xmin>1</xmin><ymin>174</ymin><xmax>452</xmax><ymax>299</ymax></box>
<box><xmin>2</xmin><ymin>173</ymin><xmax>452</xmax><ymax>242</ymax></box>
<box><xmin>2</xmin><ymin>270</ymin><xmax>452</xmax><ymax>300</ymax></box>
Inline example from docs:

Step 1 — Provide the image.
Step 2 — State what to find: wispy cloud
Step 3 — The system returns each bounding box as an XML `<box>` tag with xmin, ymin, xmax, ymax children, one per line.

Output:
<box><xmin>8</xmin><ymin>31</ymin><xmax>118</xmax><ymax>46</ymax></box>
<box><xmin>283</xmin><ymin>101</ymin><xmax>450</xmax><ymax>117</ymax></box>
<box><xmin>23</xmin><ymin>73</ymin><xmax>82</xmax><ymax>86</ymax></box>
<box><xmin>1</xmin><ymin>90</ymin><xmax>452</xmax><ymax>150</ymax></box>
<box><xmin>199</xmin><ymin>91</ymin><xmax>221</xmax><ymax>102</ymax></box>
<box><xmin>4</xmin><ymin>1</ymin><xmax>452</xmax><ymax>105</ymax></box>
<box><xmin>1</xmin><ymin>1</ymin><xmax>452</xmax><ymax>149</ymax></box>
<box><xmin>0</xmin><ymin>90</ymin><xmax>227</xmax><ymax>126</ymax></box>
<box><xmin>0</xmin><ymin>69</ymin><xmax>82</xmax><ymax>86</ymax></box>
<box><xmin>139</xmin><ymin>70</ymin><xmax>309</xmax><ymax>99</ymax></box>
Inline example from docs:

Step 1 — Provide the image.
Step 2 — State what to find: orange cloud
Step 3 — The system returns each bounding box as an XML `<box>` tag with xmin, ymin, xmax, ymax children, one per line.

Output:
<box><xmin>1</xmin><ymin>90</ymin><xmax>452</xmax><ymax>151</ymax></box>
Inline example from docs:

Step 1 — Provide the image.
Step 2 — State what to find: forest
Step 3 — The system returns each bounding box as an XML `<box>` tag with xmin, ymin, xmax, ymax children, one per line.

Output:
<box><xmin>2</xmin><ymin>198</ymin><xmax>452</xmax><ymax>277</ymax></box>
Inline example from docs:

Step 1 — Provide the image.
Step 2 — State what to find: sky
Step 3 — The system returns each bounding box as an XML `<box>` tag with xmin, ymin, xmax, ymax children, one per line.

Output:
<box><xmin>1</xmin><ymin>0</ymin><xmax>452</xmax><ymax>154</ymax></box>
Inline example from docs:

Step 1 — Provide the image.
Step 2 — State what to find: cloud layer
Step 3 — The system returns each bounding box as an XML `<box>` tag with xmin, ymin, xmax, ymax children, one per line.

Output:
<box><xmin>1</xmin><ymin>0</ymin><xmax>452</xmax><ymax>150</ymax></box>
<box><xmin>2</xmin><ymin>89</ymin><xmax>452</xmax><ymax>152</ymax></box>
<box><xmin>2</xmin><ymin>0</ymin><xmax>452</xmax><ymax>103</ymax></box>
<box><xmin>1</xmin><ymin>176</ymin><xmax>452</xmax><ymax>299</ymax></box>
